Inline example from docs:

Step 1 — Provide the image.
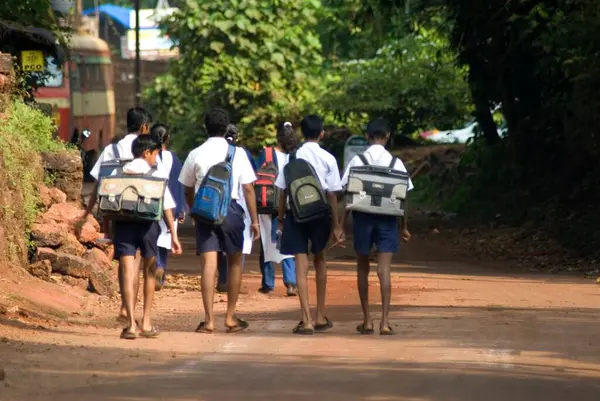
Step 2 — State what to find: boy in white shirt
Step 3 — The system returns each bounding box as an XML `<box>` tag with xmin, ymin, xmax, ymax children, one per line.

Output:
<box><xmin>81</xmin><ymin>107</ymin><xmax>153</xmax><ymax>323</ymax></box>
<box><xmin>179</xmin><ymin>108</ymin><xmax>260</xmax><ymax>334</ymax></box>
<box><xmin>340</xmin><ymin>119</ymin><xmax>413</xmax><ymax>335</ymax></box>
<box><xmin>110</xmin><ymin>135</ymin><xmax>182</xmax><ymax>339</ymax></box>
<box><xmin>275</xmin><ymin>115</ymin><xmax>344</xmax><ymax>335</ymax></box>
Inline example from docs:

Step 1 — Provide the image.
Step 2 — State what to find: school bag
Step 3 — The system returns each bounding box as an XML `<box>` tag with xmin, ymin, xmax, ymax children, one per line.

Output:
<box><xmin>283</xmin><ymin>151</ymin><xmax>329</xmax><ymax>223</ymax></box>
<box><xmin>255</xmin><ymin>147</ymin><xmax>280</xmax><ymax>215</ymax></box>
<box><xmin>190</xmin><ymin>144</ymin><xmax>236</xmax><ymax>225</ymax></box>
<box><xmin>97</xmin><ymin>166</ymin><xmax>167</xmax><ymax>222</ymax></box>
<box><xmin>98</xmin><ymin>144</ymin><xmax>133</xmax><ymax>179</ymax></box>
<box><xmin>345</xmin><ymin>154</ymin><xmax>410</xmax><ymax>216</ymax></box>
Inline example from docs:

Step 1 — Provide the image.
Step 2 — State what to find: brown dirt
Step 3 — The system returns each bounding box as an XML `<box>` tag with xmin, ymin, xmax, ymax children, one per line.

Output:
<box><xmin>2</xmin><ymin>219</ymin><xmax>600</xmax><ymax>400</ymax></box>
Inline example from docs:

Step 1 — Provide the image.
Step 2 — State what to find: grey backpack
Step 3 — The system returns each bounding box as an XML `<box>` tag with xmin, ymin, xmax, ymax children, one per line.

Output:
<box><xmin>345</xmin><ymin>154</ymin><xmax>409</xmax><ymax>216</ymax></box>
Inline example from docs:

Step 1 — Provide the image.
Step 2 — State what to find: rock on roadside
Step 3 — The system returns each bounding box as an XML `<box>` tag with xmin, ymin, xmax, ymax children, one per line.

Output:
<box><xmin>89</xmin><ymin>271</ymin><xmax>117</xmax><ymax>297</ymax></box>
<box><xmin>30</xmin><ymin>222</ymin><xmax>68</xmax><ymax>248</ymax></box>
<box><xmin>26</xmin><ymin>260</ymin><xmax>52</xmax><ymax>281</ymax></box>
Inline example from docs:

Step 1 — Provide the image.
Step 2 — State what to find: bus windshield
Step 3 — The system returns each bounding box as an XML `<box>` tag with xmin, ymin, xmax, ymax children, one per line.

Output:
<box><xmin>39</xmin><ymin>57</ymin><xmax>64</xmax><ymax>88</ymax></box>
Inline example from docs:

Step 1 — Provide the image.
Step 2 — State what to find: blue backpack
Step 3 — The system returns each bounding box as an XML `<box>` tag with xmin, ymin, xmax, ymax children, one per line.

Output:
<box><xmin>191</xmin><ymin>144</ymin><xmax>236</xmax><ymax>225</ymax></box>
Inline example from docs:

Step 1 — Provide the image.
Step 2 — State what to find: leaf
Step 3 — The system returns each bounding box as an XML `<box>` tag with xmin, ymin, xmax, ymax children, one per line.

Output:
<box><xmin>210</xmin><ymin>41</ymin><xmax>225</xmax><ymax>53</ymax></box>
<box><xmin>271</xmin><ymin>52</ymin><xmax>285</xmax><ymax>68</ymax></box>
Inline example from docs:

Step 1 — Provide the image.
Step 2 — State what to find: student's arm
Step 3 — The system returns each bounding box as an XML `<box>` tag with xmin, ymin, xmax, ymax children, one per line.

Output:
<box><xmin>277</xmin><ymin>191</ymin><xmax>286</xmax><ymax>231</ymax></box>
<box><xmin>163</xmin><ymin>208</ymin><xmax>182</xmax><ymax>254</ymax></box>
<box><xmin>184</xmin><ymin>186</ymin><xmax>195</xmax><ymax>211</ymax></box>
<box><xmin>340</xmin><ymin>209</ymin><xmax>350</xmax><ymax>232</ymax></box>
<box><xmin>399</xmin><ymin>200</ymin><xmax>411</xmax><ymax>243</ymax></box>
<box><xmin>242</xmin><ymin>184</ymin><xmax>260</xmax><ymax>241</ymax></box>
<box><xmin>328</xmin><ymin>191</ymin><xmax>345</xmax><ymax>247</ymax></box>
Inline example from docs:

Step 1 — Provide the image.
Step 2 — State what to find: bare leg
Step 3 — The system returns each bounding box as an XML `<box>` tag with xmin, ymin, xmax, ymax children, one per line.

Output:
<box><xmin>120</xmin><ymin>255</ymin><xmax>139</xmax><ymax>334</ymax></box>
<box><xmin>295</xmin><ymin>253</ymin><xmax>312</xmax><ymax>328</ymax></box>
<box><xmin>313</xmin><ymin>251</ymin><xmax>328</xmax><ymax>325</ymax></box>
<box><xmin>200</xmin><ymin>251</ymin><xmax>218</xmax><ymax>331</ymax></box>
<box><xmin>357</xmin><ymin>254</ymin><xmax>373</xmax><ymax>330</ymax></box>
<box><xmin>119</xmin><ymin>251</ymin><xmax>141</xmax><ymax>319</ymax></box>
<box><xmin>377</xmin><ymin>252</ymin><xmax>393</xmax><ymax>332</ymax></box>
<box><xmin>140</xmin><ymin>256</ymin><xmax>157</xmax><ymax>332</ymax></box>
<box><xmin>225</xmin><ymin>252</ymin><xmax>243</xmax><ymax>327</ymax></box>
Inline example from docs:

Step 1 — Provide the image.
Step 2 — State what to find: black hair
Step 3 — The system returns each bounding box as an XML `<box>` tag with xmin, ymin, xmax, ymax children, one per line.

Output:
<box><xmin>277</xmin><ymin>122</ymin><xmax>298</xmax><ymax>153</ymax></box>
<box><xmin>205</xmin><ymin>108</ymin><xmax>230</xmax><ymax>137</ymax></box>
<box><xmin>225</xmin><ymin>124</ymin><xmax>238</xmax><ymax>143</ymax></box>
<box><xmin>300</xmin><ymin>114</ymin><xmax>323</xmax><ymax>140</ymax></box>
<box><xmin>366</xmin><ymin>118</ymin><xmax>390</xmax><ymax>140</ymax></box>
<box><xmin>127</xmin><ymin>107</ymin><xmax>153</xmax><ymax>133</ymax></box>
<box><xmin>150</xmin><ymin>123</ymin><xmax>169</xmax><ymax>146</ymax></box>
<box><xmin>131</xmin><ymin>134</ymin><xmax>161</xmax><ymax>158</ymax></box>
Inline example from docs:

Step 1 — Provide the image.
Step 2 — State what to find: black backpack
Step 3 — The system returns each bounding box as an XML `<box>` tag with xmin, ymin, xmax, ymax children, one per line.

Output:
<box><xmin>283</xmin><ymin>151</ymin><xmax>329</xmax><ymax>223</ymax></box>
<box><xmin>255</xmin><ymin>147</ymin><xmax>280</xmax><ymax>215</ymax></box>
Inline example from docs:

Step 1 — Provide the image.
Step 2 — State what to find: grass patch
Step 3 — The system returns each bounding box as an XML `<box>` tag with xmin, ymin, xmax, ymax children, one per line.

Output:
<box><xmin>0</xmin><ymin>100</ymin><xmax>68</xmax><ymax>262</ymax></box>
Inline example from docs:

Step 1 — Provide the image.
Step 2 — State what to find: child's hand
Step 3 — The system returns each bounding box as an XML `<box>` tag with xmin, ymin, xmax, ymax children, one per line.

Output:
<box><xmin>400</xmin><ymin>229</ymin><xmax>411</xmax><ymax>243</ymax></box>
<box><xmin>251</xmin><ymin>224</ymin><xmax>260</xmax><ymax>241</ymax></box>
<box><xmin>329</xmin><ymin>227</ymin><xmax>345</xmax><ymax>249</ymax></box>
<box><xmin>177</xmin><ymin>212</ymin><xmax>186</xmax><ymax>224</ymax></box>
<box><xmin>171</xmin><ymin>237</ymin><xmax>183</xmax><ymax>255</ymax></box>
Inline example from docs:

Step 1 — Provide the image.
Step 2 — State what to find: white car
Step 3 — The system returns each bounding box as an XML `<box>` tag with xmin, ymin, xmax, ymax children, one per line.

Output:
<box><xmin>428</xmin><ymin>121</ymin><xmax>507</xmax><ymax>144</ymax></box>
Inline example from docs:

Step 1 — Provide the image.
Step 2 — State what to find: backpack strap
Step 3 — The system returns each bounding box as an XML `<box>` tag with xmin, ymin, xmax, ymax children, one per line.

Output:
<box><xmin>265</xmin><ymin>146</ymin><xmax>274</xmax><ymax>164</ymax></box>
<box><xmin>289</xmin><ymin>150</ymin><xmax>297</xmax><ymax>161</ymax></box>
<box><xmin>358</xmin><ymin>154</ymin><xmax>369</xmax><ymax>166</ymax></box>
<box><xmin>389</xmin><ymin>157</ymin><xmax>398</xmax><ymax>168</ymax></box>
<box><xmin>225</xmin><ymin>143</ymin><xmax>236</xmax><ymax>163</ymax></box>
<box><xmin>147</xmin><ymin>166</ymin><xmax>158</xmax><ymax>176</ymax></box>
<box><xmin>112</xmin><ymin>143</ymin><xmax>121</xmax><ymax>160</ymax></box>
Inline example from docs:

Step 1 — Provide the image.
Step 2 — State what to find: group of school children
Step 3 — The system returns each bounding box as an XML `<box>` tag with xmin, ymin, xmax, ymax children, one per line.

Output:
<box><xmin>80</xmin><ymin>105</ymin><xmax>413</xmax><ymax>340</ymax></box>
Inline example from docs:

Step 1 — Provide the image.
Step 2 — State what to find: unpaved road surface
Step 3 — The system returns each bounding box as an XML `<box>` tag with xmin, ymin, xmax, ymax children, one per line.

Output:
<box><xmin>2</xmin><ymin>223</ymin><xmax>600</xmax><ymax>401</ymax></box>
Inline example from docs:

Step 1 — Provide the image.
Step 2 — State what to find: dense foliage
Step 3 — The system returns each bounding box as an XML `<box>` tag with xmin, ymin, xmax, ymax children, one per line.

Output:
<box><xmin>145</xmin><ymin>0</ymin><xmax>324</xmax><ymax>153</ymax></box>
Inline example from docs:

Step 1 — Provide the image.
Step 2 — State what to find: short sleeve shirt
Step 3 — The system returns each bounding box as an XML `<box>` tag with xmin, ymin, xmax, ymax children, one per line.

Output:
<box><xmin>341</xmin><ymin>144</ymin><xmax>414</xmax><ymax>191</ymax></box>
<box><xmin>178</xmin><ymin>137</ymin><xmax>257</xmax><ymax>200</ymax></box>
<box><xmin>274</xmin><ymin>142</ymin><xmax>342</xmax><ymax>192</ymax></box>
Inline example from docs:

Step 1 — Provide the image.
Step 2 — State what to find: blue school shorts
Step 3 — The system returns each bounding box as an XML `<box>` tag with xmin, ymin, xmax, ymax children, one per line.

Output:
<box><xmin>280</xmin><ymin>211</ymin><xmax>332</xmax><ymax>255</ymax></box>
<box><xmin>156</xmin><ymin>246</ymin><xmax>169</xmax><ymax>269</ymax></box>
<box><xmin>113</xmin><ymin>221</ymin><xmax>160</xmax><ymax>260</ymax></box>
<box><xmin>352</xmin><ymin>211</ymin><xmax>399</xmax><ymax>255</ymax></box>
<box><xmin>194</xmin><ymin>201</ymin><xmax>245</xmax><ymax>254</ymax></box>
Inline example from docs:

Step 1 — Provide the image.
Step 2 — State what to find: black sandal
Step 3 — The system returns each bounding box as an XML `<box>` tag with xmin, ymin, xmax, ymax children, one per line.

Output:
<box><xmin>195</xmin><ymin>322</ymin><xmax>214</xmax><ymax>334</ymax></box>
<box><xmin>356</xmin><ymin>323</ymin><xmax>375</xmax><ymax>335</ymax></box>
<box><xmin>380</xmin><ymin>325</ymin><xmax>396</xmax><ymax>336</ymax></box>
<box><xmin>226</xmin><ymin>317</ymin><xmax>249</xmax><ymax>334</ymax></box>
<box><xmin>120</xmin><ymin>328</ymin><xmax>137</xmax><ymax>340</ymax></box>
<box><xmin>139</xmin><ymin>326</ymin><xmax>160</xmax><ymax>338</ymax></box>
<box><xmin>314</xmin><ymin>317</ymin><xmax>333</xmax><ymax>332</ymax></box>
<box><xmin>292</xmin><ymin>321</ymin><xmax>314</xmax><ymax>335</ymax></box>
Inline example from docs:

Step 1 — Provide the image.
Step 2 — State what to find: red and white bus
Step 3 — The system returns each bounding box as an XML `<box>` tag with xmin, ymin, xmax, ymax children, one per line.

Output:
<box><xmin>35</xmin><ymin>32</ymin><xmax>115</xmax><ymax>171</ymax></box>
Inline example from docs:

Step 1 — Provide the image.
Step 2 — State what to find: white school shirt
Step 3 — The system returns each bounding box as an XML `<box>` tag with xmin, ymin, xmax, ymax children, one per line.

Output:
<box><xmin>90</xmin><ymin>133</ymin><xmax>167</xmax><ymax>181</ymax></box>
<box><xmin>178</xmin><ymin>137</ymin><xmax>257</xmax><ymax>200</ymax></box>
<box><xmin>341</xmin><ymin>144</ymin><xmax>415</xmax><ymax>191</ymax></box>
<box><xmin>260</xmin><ymin>148</ymin><xmax>293</xmax><ymax>262</ymax></box>
<box><xmin>157</xmin><ymin>150</ymin><xmax>176</xmax><ymax>249</ymax></box>
<box><xmin>110</xmin><ymin>159</ymin><xmax>176</xmax><ymax>210</ymax></box>
<box><xmin>274</xmin><ymin>142</ymin><xmax>342</xmax><ymax>192</ymax></box>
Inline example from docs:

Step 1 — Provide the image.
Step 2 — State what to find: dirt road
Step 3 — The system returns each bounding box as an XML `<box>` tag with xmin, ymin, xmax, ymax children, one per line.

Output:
<box><xmin>1</xmin><ymin>222</ymin><xmax>600</xmax><ymax>400</ymax></box>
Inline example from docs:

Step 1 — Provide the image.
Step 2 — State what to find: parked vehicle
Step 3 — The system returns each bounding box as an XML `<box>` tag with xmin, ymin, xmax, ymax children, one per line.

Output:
<box><xmin>34</xmin><ymin>32</ymin><xmax>115</xmax><ymax>179</ymax></box>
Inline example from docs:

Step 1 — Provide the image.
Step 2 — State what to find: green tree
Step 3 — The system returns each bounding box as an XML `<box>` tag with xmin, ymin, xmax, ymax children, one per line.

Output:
<box><xmin>146</xmin><ymin>0</ymin><xmax>324</xmax><ymax>153</ymax></box>
<box><xmin>321</xmin><ymin>25</ymin><xmax>471</xmax><ymax>139</ymax></box>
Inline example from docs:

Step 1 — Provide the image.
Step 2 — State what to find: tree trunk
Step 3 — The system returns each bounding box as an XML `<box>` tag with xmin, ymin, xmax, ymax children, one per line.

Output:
<box><xmin>469</xmin><ymin>63</ymin><xmax>499</xmax><ymax>145</ymax></box>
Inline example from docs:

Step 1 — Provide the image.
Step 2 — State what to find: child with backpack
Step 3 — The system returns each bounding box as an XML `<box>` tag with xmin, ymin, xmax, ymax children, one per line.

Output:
<box><xmin>179</xmin><ymin>108</ymin><xmax>260</xmax><ymax>334</ymax></box>
<box><xmin>151</xmin><ymin>124</ymin><xmax>186</xmax><ymax>291</ymax></box>
<box><xmin>80</xmin><ymin>107</ymin><xmax>154</xmax><ymax>323</ymax></box>
<box><xmin>101</xmin><ymin>134</ymin><xmax>182</xmax><ymax>339</ymax></box>
<box><xmin>340</xmin><ymin>118</ymin><xmax>413</xmax><ymax>336</ymax></box>
<box><xmin>275</xmin><ymin>115</ymin><xmax>344</xmax><ymax>335</ymax></box>
<box><xmin>256</xmin><ymin>122</ymin><xmax>297</xmax><ymax>296</ymax></box>
<box><xmin>215</xmin><ymin>124</ymin><xmax>258</xmax><ymax>294</ymax></box>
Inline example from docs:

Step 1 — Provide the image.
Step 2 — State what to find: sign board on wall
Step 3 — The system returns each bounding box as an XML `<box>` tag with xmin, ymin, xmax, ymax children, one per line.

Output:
<box><xmin>129</xmin><ymin>8</ymin><xmax>177</xmax><ymax>29</ymax></box>
<box><xmin>120</xmin><ymin>29</ymin><xmax>179</xmax><ymax>60</ymax></box>
<box><xmin>343</xmin><ymin>135</ymin><xmax>369</xmax><ymax>170</ymax></box>
<box><xmin>21</xmin><ymin>51</ymin><xmax>45</xmax><ymax>72</ymax></box>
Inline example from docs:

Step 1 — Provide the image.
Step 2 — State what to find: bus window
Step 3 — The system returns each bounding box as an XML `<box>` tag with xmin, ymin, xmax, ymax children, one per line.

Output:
<box><xmin>38</xmin><ymin>57</ymin><xmax>64</xmax><ymax>88</ymax></box>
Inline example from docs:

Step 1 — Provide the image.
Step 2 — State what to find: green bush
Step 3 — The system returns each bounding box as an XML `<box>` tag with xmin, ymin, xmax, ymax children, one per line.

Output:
<box><xmin>0</xmin><ymin>100</ymin><xmax>67</xmax><ymax>239</ymax></box>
